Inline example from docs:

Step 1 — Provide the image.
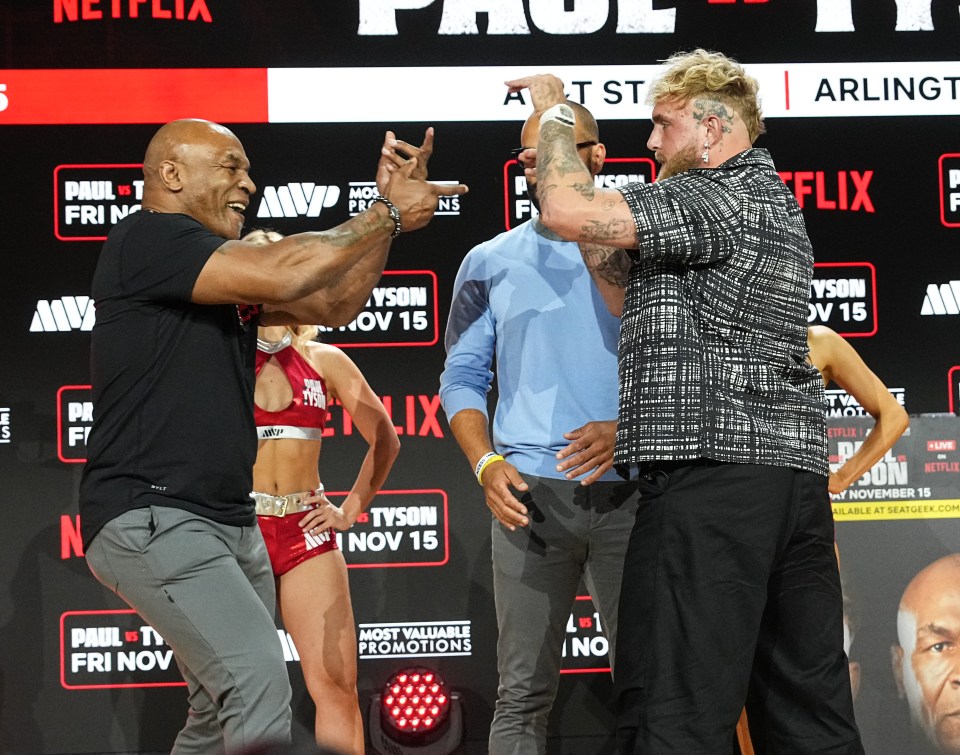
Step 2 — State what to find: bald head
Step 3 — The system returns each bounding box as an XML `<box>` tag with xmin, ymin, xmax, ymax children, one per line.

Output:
<box><xmin>144</xmin><ymin>119</ymin><xmax>237</xmax><ymax>172</ymax></box>
<box><xmin>900</xmin><ymin>555</ymin><xmax>960</xmax><ymax>619</ymax></box>
<box><xmin>521</xmin><ymin>101</ymin><xmax>600</xmax><ymax>150</ymax></box>
<box><xmin>893</xmin><ymin>554</ymin><xmax>960</xmax><ymax>752</ymax></box>
<box><xmin>139</xmin><ymin>118</ymin><xmax>255</xmax><ymax>239</ymax></box>
<box><xmin>520</xmin><ymin>101</ymin><xmax>605</xmax><ymax>214</ymax></box>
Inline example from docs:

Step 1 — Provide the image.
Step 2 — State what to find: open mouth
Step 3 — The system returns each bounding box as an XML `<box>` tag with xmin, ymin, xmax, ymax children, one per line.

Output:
<box><xmin>227</xmin><ymin>202</ymin><xmax>247</xmax><ymax>218</ymax></box>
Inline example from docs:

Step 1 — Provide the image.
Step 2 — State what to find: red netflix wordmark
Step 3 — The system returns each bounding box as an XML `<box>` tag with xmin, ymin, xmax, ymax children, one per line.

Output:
<box><xmin>778</xmin><ymin>171</ymin><xmax>874</xmax><ymax>213</ymax></box>
<box><xmin>324</xmin><ymin>394</ymin><xmax>444</xmax><ymax>439</ymax></box>
<box><xmin>53</xmin><ymin>0</ymin><xmax>213</xmax><ymax>23</ymax></box>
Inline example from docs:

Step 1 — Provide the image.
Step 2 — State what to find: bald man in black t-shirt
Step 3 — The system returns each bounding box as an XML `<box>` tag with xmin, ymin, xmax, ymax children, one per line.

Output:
<box><xmin>80</xmin><ymin>119</ymin><xmax>465</xmax><ymax>754</ymax></box>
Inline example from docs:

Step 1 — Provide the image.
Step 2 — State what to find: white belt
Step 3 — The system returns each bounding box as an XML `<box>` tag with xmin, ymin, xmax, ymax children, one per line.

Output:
<box><xmin>257</xmin><ymin>425</ymin><xmax>323</xmax><ymax>441</ymax></box>
<box><xmin>250</xmin><ymin>485</ymin><xmax>324</xmax><ymax>517</ymax></box>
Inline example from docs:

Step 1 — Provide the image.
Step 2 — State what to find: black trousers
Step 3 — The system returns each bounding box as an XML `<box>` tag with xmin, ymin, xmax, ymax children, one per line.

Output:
<box><xmin>615</xmin><ymin>460</ymin><xmax>864</xmax><ymax>755</ymax></box>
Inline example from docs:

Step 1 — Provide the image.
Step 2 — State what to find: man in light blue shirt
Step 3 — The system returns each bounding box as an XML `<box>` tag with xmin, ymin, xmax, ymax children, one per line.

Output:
<box><xmin>440</xmin><ymin>103</ymin><xmax>639</xmax><ymax>754</ymax></box>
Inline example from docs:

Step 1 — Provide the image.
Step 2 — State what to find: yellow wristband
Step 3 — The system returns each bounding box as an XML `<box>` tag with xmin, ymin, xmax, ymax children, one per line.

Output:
<box><xmin>475</xmin><ymin>452</ymin><xmax>505</xmax><ymax>485</ymax></box>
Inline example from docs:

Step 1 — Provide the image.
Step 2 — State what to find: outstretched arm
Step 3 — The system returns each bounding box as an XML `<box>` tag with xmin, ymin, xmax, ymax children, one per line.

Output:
<box><xmin>192</xmin><ymin>129</ymin><xmax>467</xmax><ymax>326</ymax></box>
<box><xmin>809</xmin><ymin>325</ymin><xmax>909</xmax><ymax>494</ymax></box>
<box><xmin>298</xmin><ymin>345</ymin><xmax>400</xmax><ymax>533</ymax></box>
<box><xmin>505</xmin><ymin>76</ymin><xmax>637</xmax><ymax>249</ymax></box>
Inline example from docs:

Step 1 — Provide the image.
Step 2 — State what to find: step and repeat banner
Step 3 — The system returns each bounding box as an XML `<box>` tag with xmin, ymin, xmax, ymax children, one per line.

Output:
<box><xmin>1</xmin><ymin>2</ymin><xmax>959</xmax><ymax>753</ymax></box>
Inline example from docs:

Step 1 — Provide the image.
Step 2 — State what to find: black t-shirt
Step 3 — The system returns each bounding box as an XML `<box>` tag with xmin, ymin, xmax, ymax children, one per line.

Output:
<box><xmin>79</xmin><ymin>211</ymin><xmax>259</xmax><ymax>548</ymax></box>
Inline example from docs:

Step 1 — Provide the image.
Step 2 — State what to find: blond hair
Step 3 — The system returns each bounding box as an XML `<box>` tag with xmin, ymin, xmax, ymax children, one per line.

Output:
<box><xmin>242</xmin><ymin>229</ymin><xmax>319</xmax><ymax>350</ymax></box>
<box><xmin>647</xmin><ymin>49</ymin><xmax>765</xmax><ymax>143</ymax></box>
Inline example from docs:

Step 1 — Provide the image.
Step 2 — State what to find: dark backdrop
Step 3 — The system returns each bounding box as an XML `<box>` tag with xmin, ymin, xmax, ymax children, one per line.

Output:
<box><xmin>1</xmin><ymin>2</ymin><xmax>959</xmax><ymax>753</ymax></box>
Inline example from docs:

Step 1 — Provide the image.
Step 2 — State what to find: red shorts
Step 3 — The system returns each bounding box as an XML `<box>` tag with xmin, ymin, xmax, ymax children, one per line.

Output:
<box><xmin>257</xmin><ymin>508</ymin><xmax>338</xmax><ymax>577</ymax></box>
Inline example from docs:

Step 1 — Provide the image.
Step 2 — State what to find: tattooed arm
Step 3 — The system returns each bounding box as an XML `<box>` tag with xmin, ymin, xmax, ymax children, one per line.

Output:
<box><xmin>193</xmin><ymin>130</ymin><xmax>467</xmax><ymax>326</ymax></box>
<box><xmin>505</xmin><ymin>75</ymin><xmax>639</xmax><ymax>250</ymax></box>
<box><xmin>578</xmin><ymin>242</ymin><xmax>631</xmax><ymax>317</ymax></box>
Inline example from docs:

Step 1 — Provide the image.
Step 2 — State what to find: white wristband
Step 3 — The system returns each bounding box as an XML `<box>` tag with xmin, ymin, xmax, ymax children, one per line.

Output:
<box><xmin>539</xmin><ymin>103</ymin><xmax>575</xmax><ymax>129</ymax></box>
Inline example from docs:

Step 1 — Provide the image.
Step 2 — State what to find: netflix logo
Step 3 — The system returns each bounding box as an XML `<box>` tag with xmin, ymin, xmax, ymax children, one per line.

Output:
<box><xmin>54</xmin><ymin>0</ymin><xmax>212</xmax><ymax>23</ymax></box>
<box><xmin>779</xmin><ymin>170</ymin><xmax>874</xmax><ymax>213</ymax></box>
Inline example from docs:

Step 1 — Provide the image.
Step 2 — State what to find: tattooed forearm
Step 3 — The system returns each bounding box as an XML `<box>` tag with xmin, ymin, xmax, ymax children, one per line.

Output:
<box><xmin>570</xmin><ymin>181</ymin><xmax>596</xmax><ymax>200</ymax></box>
<box><xmin>537</xmin><ymin>182</ymin><xmax>559</xmax><ymax>203</ymax></box>
<box><xmin>321</xmin><ymin>207</ymin><xmax>391</xmax><ymax>248</ymax></box>
<box><xmin>539</xmin><ymin>121</ymin><xmax>591</xmax><ymax>179</ymax></box>
<box><xmin>531</xmin><ymin>112</ymin><xmax>634</xmax><ymax>252</ymax></box>
<box><xmin>692</xmin><ymin>98</ymin><xmax>733</xmax><ymax>134</ymax></box>
<box><xmin>579</xmin><ymin>243</ymin><xmax>631</xmax><ymax>287</ymax></box>
<box><xmin>579</xmin><ymin>218</ymin><xmax>633</xmax><ymax>244</ymax></box>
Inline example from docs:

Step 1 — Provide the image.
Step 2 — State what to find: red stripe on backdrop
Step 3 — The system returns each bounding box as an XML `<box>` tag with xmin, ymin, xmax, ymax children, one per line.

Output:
<box><xmin>0</xmin><ymin>69</ymin><xmax>269</xmax><ymax>124</ymax></box>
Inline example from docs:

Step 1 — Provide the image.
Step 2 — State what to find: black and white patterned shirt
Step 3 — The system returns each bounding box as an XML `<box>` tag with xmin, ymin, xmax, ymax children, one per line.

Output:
<box><xmin>616</xmin><ymin>148</ymin><xmax>827</xmax><ymax>476</ymax></box>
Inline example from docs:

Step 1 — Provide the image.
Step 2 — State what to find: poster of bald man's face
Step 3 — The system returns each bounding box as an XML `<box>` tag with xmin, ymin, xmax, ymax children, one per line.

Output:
<box><xmin>833</xmin><ymin>416</ymin><xmax>960</xmax><ymax>755</ymax></box>
<box><xmin>890</xmin><ymin>555</ymin><xmax>960</xmax><ymax>754</ymax></box>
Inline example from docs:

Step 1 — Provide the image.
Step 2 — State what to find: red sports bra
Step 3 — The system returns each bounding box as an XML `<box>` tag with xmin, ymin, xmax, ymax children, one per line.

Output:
<box><xmin>254</xmin><ymin>342</ymin><xmax>328</xmax><ymax>440</ymax></box>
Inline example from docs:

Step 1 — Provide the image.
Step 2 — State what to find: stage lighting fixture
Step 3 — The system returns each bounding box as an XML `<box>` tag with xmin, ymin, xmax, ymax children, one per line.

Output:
<box><xmin>368</xmin><ymin>666</ymin><xmax>464</xmax><ymax>754</ymax></box>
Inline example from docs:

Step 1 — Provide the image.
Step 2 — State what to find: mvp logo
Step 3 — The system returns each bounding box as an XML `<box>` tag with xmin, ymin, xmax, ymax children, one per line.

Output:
<box><xmin>31</xmin><ymin>297</ymin><xmax>96</xmax><ymax>332</ymax></box>
<box><xmin>921</xmin><ymin>281</ymin><xmax>960</xmax><ymax>315</ymax></box>
<box><xmin>257</xmin><ymin>184</ymin><xmax>340</xmax><ymax>219</ymax></box>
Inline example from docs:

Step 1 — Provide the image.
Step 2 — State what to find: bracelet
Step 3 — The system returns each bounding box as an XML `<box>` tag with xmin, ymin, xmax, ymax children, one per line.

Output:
<box><xmin>372</xmin><ymin>195</ymin><xmax>402</xmax><ymax>238</ymax></box>
<box><xmin>474</xmin><ymin>451</ymin><xmax>505</xmax><ymax>485</ymax></box>
<box><xmin>539</xmin><ymin>103</ymin><xmax>575</xmax><ymax>129</ymax></box>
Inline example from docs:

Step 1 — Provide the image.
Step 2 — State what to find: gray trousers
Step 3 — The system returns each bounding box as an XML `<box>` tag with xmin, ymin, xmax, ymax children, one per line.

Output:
<box><xmin>489</xmin><ymin>475</ymin><xmax>639</xmax><ymax>755</ymax></box>
<box><xmin>85</xmin><ymin>506</ymin><xmax>292</xmax><ymax>754</ymax></box>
